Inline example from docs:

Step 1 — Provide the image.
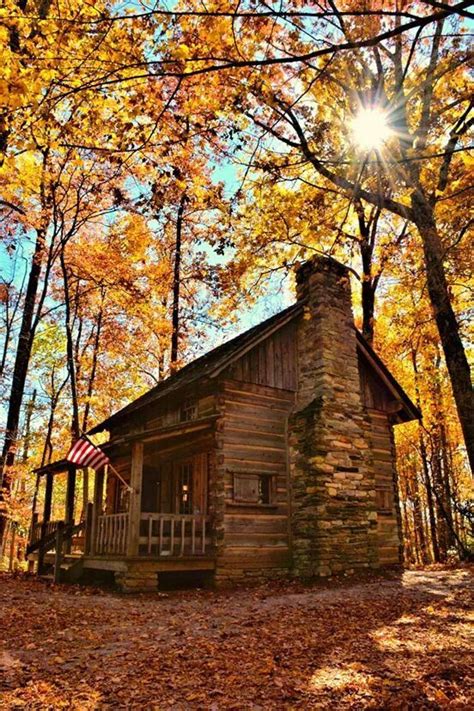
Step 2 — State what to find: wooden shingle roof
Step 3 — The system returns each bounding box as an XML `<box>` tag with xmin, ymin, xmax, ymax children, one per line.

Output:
<box><xmin>89</xmin><ymin>301</ymin><xmax>304</xmax><ymax>434</ymax></box>
<box><xmin>89</xmin><ymin>299</ymin><xmax>420</xmax><ymax>435</ymax></box>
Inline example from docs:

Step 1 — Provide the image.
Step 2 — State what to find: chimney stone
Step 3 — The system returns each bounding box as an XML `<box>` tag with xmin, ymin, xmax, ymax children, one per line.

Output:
<box><xmin>289</xmin><ymin>256</ymin><xmax>378</xmax><ymax>577</ymax></box>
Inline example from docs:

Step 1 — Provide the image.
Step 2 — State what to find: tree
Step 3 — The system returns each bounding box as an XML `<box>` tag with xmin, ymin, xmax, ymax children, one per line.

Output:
<box><xmin>178</xmin><ymin>1</ymin><xmax>474</xmax><ymax>468</ymax></box>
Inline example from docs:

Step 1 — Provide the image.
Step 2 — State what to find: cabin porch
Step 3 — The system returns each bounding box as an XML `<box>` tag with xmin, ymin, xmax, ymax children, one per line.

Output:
<box><xmin>27</xmin><ymin>429</ymin><xmax>216</xmax><ymax>590</ymax></box>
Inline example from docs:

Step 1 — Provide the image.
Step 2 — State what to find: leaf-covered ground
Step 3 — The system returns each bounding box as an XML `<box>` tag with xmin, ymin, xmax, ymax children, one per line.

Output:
<box><xmin>1</xmin><ymin>566</ymin><xmax>472</xmax><ymax>709</ymax></box>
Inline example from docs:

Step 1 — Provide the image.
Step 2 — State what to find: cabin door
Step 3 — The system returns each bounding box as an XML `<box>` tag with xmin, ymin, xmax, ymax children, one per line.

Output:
<box><xmin>154</xmin><ymin>460</ymin><xmax>196</xmax><ymax>514</ymax></box>
<box><xmin>143</xmin><ymin>453</ymin><xmax>208</xmax><ymax>514</ymax></box>
<box><xmin>151</xmin><ymin>454</ymin><xmax>208</xmax><ymax>515</ymax></box>
<box><xmin>157</xmin><ymin>462</ymin><xmax>173</xmax><ymax>513</ymax></box>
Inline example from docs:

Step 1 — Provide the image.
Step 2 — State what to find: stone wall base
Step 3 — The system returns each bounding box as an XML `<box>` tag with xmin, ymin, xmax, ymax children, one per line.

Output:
<box><xmin>214</xmin><ymin>566</ymin><xmax>290</xmax><ymax>588</ymax></box>
<box><xmin>114</xmin><ymin>562</ymin><xmax>159</xmax><ymax>593</ymax></box>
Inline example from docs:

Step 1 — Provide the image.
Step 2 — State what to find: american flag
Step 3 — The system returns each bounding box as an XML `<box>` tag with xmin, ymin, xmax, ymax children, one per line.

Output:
<box><xmin>66</xmin><ymin>437</ymin><xmax>109</xmax><ymax>470</ymax></box>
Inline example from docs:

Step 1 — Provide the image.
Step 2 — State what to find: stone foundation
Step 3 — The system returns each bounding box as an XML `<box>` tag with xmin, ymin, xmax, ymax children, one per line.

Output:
<box><xmin>214</xmin><ymin>566</ymin><xmax>290</xmax><ymax>588</ymax></box>
<box><xmin>114</xmin><ymin>562</ymin><xmax>159</xmax><ymax>593</ymax></box>
<box><xmin>289</xmin><ymin>257</ymin><xmax>378</xmax><ymax>577</ymax></box>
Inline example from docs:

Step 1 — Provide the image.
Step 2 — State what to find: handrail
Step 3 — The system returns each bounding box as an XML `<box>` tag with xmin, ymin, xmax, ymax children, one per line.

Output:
<box><xmin>27</xmin><ymin>519</ymin><xmax>86</xmax><ymax>575</ymax></box>
<box><xmin>96</xmin><ymin>512</ymin><xmax>129</xmax><ymax>556</ymax></box>
<box><xmin>26</xmin><ymin>519</ymin><xmax>63</xmax><ymax>556</ymax></box>
<box><xmin>139</xmin><ymin>513</ymin><xmax>210</xmax><ymax>557</ymax></box>
<box><xmin>53</xmin><ymin>520</ymin><xmax>86</xmax><ymax>582</ymax></box>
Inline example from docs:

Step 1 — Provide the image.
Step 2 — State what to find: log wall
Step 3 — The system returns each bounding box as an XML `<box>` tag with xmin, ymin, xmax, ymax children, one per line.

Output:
<box><xmin>366</xmin><ymin>408</ymin><xmax>402</xmax><ymax>565</ymax></box>
<box><xmin>215</xmin><ymin>379</ymin><xmax>295</xmax><ymax>584</ymax></box>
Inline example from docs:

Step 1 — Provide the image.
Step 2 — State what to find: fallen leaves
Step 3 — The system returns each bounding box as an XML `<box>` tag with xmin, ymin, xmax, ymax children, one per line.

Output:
<box><xmin>1</xmin><ymin>567</ymin><xmax>473</xmax><ymax>709</ymax></box>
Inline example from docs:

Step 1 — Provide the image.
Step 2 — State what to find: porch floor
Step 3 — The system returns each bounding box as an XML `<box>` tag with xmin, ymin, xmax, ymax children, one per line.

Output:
<box><xmin>82</xmin><ymin>555</ymin><xmax>216</xmax><ymax>573</ymax></box>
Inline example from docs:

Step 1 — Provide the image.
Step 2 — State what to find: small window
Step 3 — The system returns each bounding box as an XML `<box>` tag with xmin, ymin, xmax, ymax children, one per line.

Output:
<box><xmin>376</xmin><ymin>489</ymin><xmax>393</xmax><ymax>514</ymax></box>
<box><xmin>233</xmin><ymin>473</ymin><xmax>272</xmax><ymax>505</ymax></box>
<box><xmin>177</xmin><ymin>461</ymin><xmax>193</xmax><ymax>514</ymax></box>
<box><xmin>180</xmin><ymin>399</ymin><xmax>197</xmax><ymax>422</ymax></box>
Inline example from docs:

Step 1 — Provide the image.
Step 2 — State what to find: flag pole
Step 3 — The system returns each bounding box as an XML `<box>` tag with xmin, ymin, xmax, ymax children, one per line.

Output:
<box><xmin>81</xmin><ymin>432</ymin><xmax>134</xmax><ymax>493</ymax></box>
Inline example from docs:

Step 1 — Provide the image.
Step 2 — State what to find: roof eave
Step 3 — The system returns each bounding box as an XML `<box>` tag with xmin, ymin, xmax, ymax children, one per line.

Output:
<box><xmin>88</xmin><ymin>301</ymin><xmax>304</xmax><ymax>435</ymax></box>
<box><xmin>355</xmin><ymin>330</ymin><xmax>421</xmax><ymax>422</ymax></box>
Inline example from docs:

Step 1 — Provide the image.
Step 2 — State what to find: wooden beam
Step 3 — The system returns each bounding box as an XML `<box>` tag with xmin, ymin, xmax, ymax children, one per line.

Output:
<box><xmin>38</xmin><ymin>472</ymin><xmax>54</xmax><ymax>574</ymax></box>
<box><xmin>43</xmin><ymin>471</ymin><xmax>53</xmax><ymax>523</ymax></box>
<box><xmin>101</xmin><ymin>415</ymin><xmax>219</xmax><ymax>452</ymax></box>
<box><xmin>29</xmin><ymin>473</ymin><xmax>40</xmax><ymax>548</ymax></box>
<box><xmin>90</xmin><ymin>466</ymin><xmax>105</xmax><ymax>556</ymax></box>
<box><xmin>65</xmin><ymin>465</ymin><xmax>76</xmax><ymax>523</ymax></box>
<box><xmin>84</xmin><ymin>502</ymin><xmax>93</xmax><ymax>555</ymax></box>
<box><xmin>64</xmin><ymin>465</ymin><xmax>76</xmax><ymax>554</ymax></box>
<box><xmin>127</xmin><ymin>441</ymin><xmax>144</xmax><ymax>556</ymax></box>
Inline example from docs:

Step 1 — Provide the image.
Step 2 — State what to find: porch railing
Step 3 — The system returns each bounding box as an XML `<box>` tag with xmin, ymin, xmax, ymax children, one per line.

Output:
<box><xmin>96</xmin><ymin>513</ymin><xmax>129</xmax><ymax>555</ymax></box>
<box><xmin>140</xmin><ymin>513</ymin><xmax>211</xmax><ymax>557</ymax></box>
<box><xmin>29</xmin><ymin>519</ymin><xmax>62</xmax><ymax>549</ymax></box>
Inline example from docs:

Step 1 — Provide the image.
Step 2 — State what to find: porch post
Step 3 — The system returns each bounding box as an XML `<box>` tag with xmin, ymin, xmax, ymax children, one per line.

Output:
<box><xmin>64</xmin><ymin>464</ymin><xmax>76</xmax><ymax>553</ymax></box>
<box><xmin>127</xmin><ymin>441</ymin><xmax>144</xmax><ymax>557</ymax></box>
<box><xmin>43</xmin><ymin>471</ymin><xmax>53</xmax><ymax>524</ymax></box>
<box><xmin>90</xmin><ymin>465</ymin><xmax>105</xmax><ymax>556</ymax></box>
<box><xmin>32</xmin><ymin>472</ymin><xmax>40</xmax><ymax>515</ymax></box>
<box><xmin>29</xmin><ymin>472</ymin><xmax>40</xmax><ymax>542</ymax></box>
<box><xmin>65</xmin><ymin>464</ymin><xmax>76</xmax><ymax>524</ymax></box>
<box><xmin>38</xmin><ymin>471</ymin><xmax>53</xmax><ymax>574</ymax></box>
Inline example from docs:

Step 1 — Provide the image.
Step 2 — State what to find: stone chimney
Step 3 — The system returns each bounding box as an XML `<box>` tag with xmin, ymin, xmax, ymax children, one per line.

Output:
<box><xmin>288</xmin><ymin>256</ymin><xmax>378</xmax><ymax>577</ymax></box>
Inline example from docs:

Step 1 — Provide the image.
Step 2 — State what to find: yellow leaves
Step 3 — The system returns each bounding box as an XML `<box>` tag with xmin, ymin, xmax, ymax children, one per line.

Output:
<box><xmin>175</xmin><ymin>43</ymin><xmax>191</xmax><ymax>60</ymax></box>
<box><xmin>0</xmin><ymin>77</ymin><xmax>26</xmax><ymax>110</ymax></box>
<box><xmin>0</xmin><ymin>79</ymin><xmax>9</xmax><ymax>105</ymax></box>
<box><xmin>0</xmin><ymin>25</ymin><xmax>9</xmax><ymax>45</ymax></box>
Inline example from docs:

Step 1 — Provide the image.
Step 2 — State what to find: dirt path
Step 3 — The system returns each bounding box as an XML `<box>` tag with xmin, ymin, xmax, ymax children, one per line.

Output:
<box><xmin>1</xmin><ymin>567</ymin><xmax>473</xmax><ymax>709</ymax></box>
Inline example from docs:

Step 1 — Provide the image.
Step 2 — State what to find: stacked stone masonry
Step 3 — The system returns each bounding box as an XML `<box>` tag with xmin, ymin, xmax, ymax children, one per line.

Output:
<box><xmin>289</xmin><ymin>257</ymin><xmax>379</xmax><ymax>577</ymax></box>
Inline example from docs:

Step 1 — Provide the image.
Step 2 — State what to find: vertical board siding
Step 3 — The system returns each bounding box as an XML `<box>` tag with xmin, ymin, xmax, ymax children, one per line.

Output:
<box><xmin>225</xmin><ymin>321</ymin><xmax>298</xmax><ymax>391</ymax></box>
<box><xmin>366</xmin><ymin>408</ymin><xmax>401</xmax><ymax>565</ymax></box>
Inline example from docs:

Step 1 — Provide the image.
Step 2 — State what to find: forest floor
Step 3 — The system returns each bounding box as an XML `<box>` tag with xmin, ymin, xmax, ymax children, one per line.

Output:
<box><xmin>1</xmin><ymin>566</ymin><xmax>473</xmax><ymax>709</ymax></box>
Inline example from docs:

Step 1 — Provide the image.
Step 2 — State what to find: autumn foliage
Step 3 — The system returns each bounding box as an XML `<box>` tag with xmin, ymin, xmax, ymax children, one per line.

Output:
<box><xmin>0</xmin><ymin>2</ymin><xmax>472</xmax><ymax>569</ymax></box>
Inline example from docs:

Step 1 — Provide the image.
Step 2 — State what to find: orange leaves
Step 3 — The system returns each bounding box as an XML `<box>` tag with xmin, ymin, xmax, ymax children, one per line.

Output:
<box><xmin>1</xmin><ymin>568</ymin><xmax>473</xmax><ymax>708</ymax></box>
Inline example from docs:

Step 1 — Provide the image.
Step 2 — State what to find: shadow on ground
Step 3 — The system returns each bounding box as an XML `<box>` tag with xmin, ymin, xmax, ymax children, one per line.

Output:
<box><xmin>1</xmin><ymin>566</ymin><xmax>472</xmax><ymax>708</ymax></box>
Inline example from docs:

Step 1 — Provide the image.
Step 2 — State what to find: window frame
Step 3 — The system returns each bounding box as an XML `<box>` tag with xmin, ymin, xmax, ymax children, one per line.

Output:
<box><xmin>232</xmin><ymin>471</ymin><xmax>275</xmax><ymax>506</ymax></box>
<box><xmin>376</xmin><ymin>488</ymin><xmax>394</xmax><ymax>515</ymax></box>
<box><xmin>180</xmin><ymin>398</ymin><xmax>198</xmax><ymax>423</ymax></box>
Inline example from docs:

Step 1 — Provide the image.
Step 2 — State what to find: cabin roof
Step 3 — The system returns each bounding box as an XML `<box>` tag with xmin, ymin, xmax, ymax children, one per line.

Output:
<box><xmin>89</xmin><ymin>300</ymin><xmax>420</xmax><ymax>435</ymax></box>
<box><xmin>89</xmin><ymin>301</ymin><xmax>304</xmax><ymax>434</ymax></box>
<box><xmin>355</xmin><ymin>331</ymin><xmax>420</xmax><ymax>422</ymax></box>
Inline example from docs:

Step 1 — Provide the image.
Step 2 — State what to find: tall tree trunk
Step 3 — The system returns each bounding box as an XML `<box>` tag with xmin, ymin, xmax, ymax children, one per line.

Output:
<box><xmin>21</xmin><ymin>388</ymin><xmax>37</xmax><ymax>467</ymax></box>
<box><xmin>0</xmin><ymin>229</ymin><xmax>46</xmax><ymax>544</ymax></box>
<box><xmin>80</xmin><ymin>289</ymin><xmax>105</xmax><ymax>515</ymax></box>
<box><xmin>439</xmin><ymin>422</ymin><xmax>456</xmax><ymax>548</ymax></box>
<box><xmin>419</xmin><ymin>431</ymin><xmax>440</xmax><ymax>562</ymax></box>
<box><xmin>361</xmin><ymin>275</ymin><xmax>376</xmax><ymax>346</ymax></box>
<box><xmin>0</xmin><ymin>273</ymin><xmax>25</xmax><ymax>379</ymax></box>
<box><xmin>411</xmin><ymin>348</ymin><xmax>439</xmax><ymax>562</ymax></box>
<box><xmin>41</xmin><ymin>371</ymin><xmax>68</xmax><ymax>468</ymax></box>
<box><xmin>401</xmin><ymin>497</ymin><xmax>414</xmax><ymax>565</ymax></box>
<box><xmin>42</xmin><ymin>397</ymin><xmax>57</xmax><ymax>468</ymax></box>
<box><xmin>170</xmin><ymin>194</ymin><xmax>186</xmax><ymax>372</ymax></box>
<box><xmin>60</xmin><ymin>246</ymin><xmax>80</xmax><ymax>441</ymax></box>
<box><xmin>412</xmin><ymin>190</ymin><xmax>474</xmax><ymax>473</ymax></box>
<box><xmin>81</xmin><ymin>288</ymin><xmax>105</xmax><ymax>433</ymax></box>
<box><xmin>431</xmin><ymin>435</ymin><xmax>448</xmax><ymax>561</ymax></box>
<box><xmin>355</xmin><ymin>201</ymin><xmax>380</xmax><ymax>346</ymax></box>
<box><xmin>411</xmin><ymin>474</ymin><xmax>429</xmax><ymax>564</ymax></box>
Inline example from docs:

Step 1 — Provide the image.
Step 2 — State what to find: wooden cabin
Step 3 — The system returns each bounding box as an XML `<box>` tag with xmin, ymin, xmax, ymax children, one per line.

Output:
<box><xmin>27</xmin><ymin>256</ymin><xmax>419</xmax><ymax>591</ymax></box>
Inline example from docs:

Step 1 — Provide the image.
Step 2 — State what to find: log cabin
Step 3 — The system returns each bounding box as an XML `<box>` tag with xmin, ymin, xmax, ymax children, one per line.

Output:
<box><xmin>27</xmin><ymin>256</ymin><xmax>419</xmax><ymax>591</ymax></box>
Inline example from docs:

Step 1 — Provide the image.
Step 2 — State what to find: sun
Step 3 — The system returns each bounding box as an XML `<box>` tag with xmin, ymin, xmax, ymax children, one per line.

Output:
<box><xmin>351</xmin><ymin>106</ymin><xmax>392</xmax><ymax>151</ymax></box>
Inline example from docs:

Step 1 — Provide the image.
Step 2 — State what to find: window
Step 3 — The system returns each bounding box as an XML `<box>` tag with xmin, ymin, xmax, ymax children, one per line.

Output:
<box><xmin>233</xmin><ymin>473</ymin><xmax>273</xmax><ymax>505</ymax></box>
<box><xmin>180</xmin><ymin>399</ymin><xmax>197</xmax><ymax>422</ymax></box>
<box><xmin>114</xmin><ymin>480</ymin><xmax>130</xmax><ymax>513</ymax></box>
<box><xmin>177</xmin><ymin>461</ymin><xmax>193</xmax><ymax>514</ymax></box>
<box><xmin>376</xmin><ymin>489</ymin><xmax>394</xmax><ymax>514</ymax></box>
